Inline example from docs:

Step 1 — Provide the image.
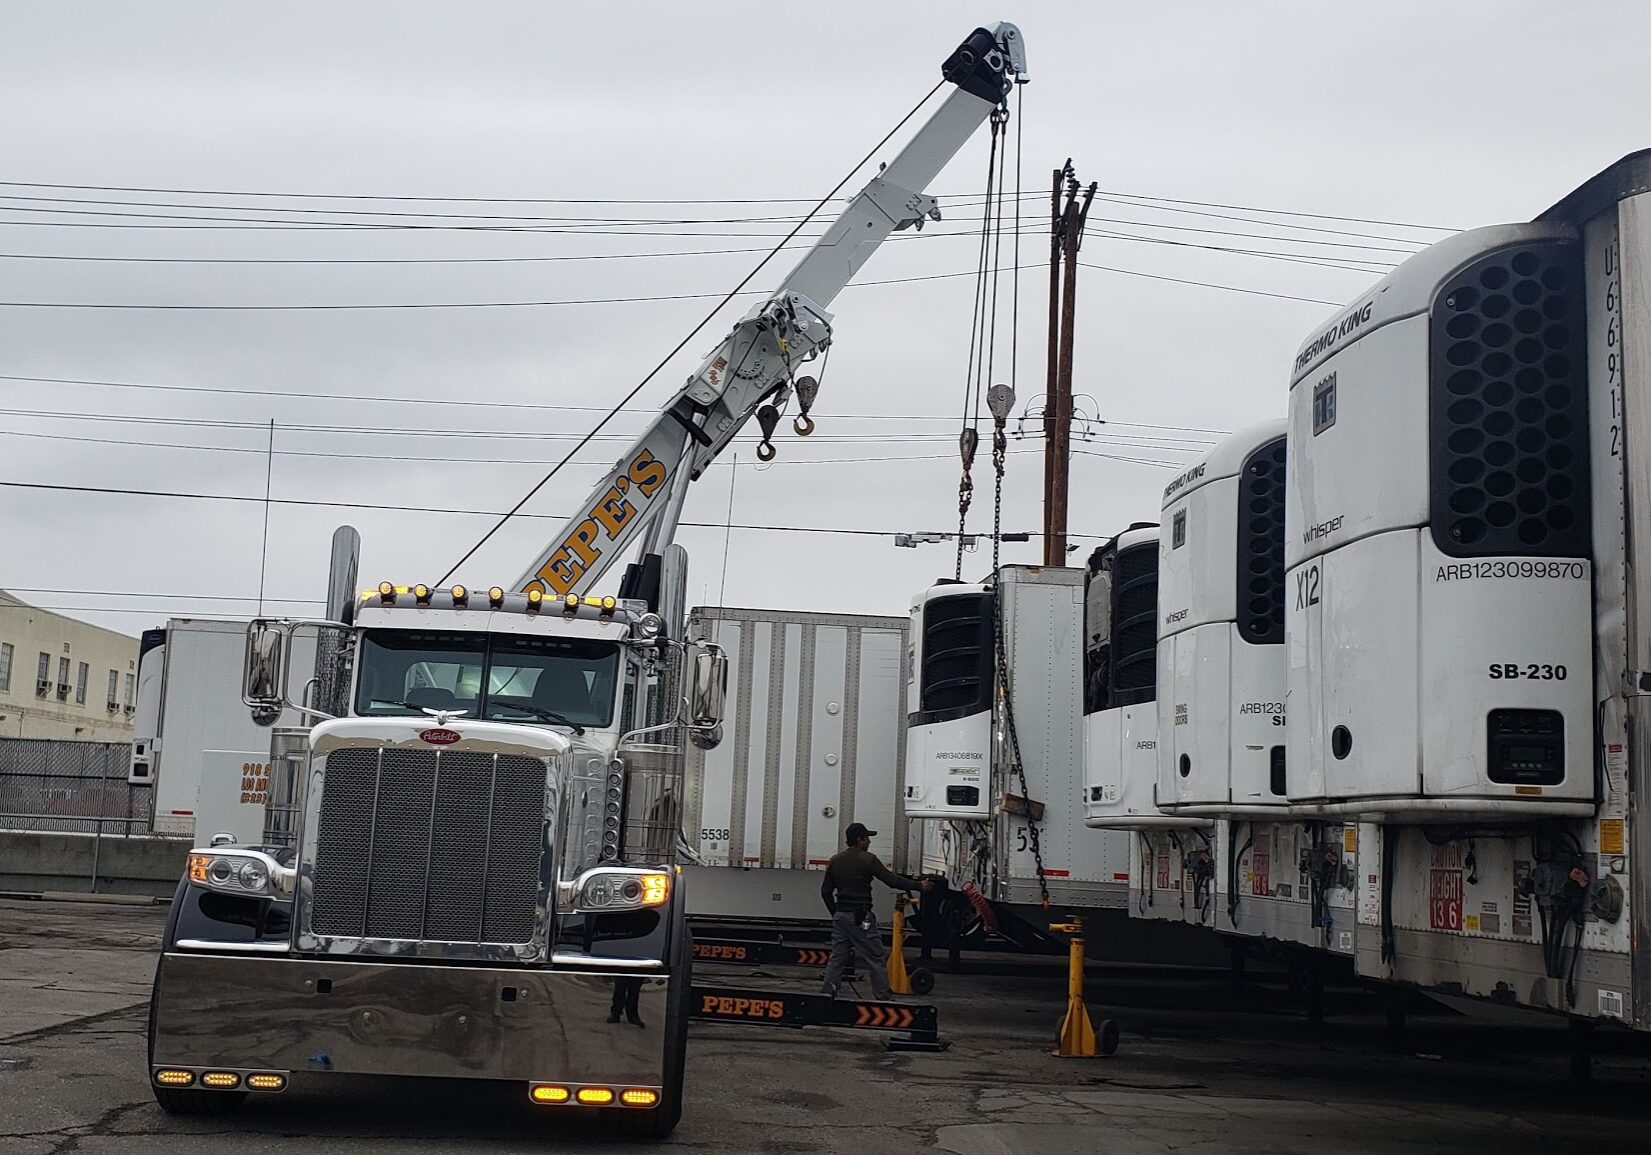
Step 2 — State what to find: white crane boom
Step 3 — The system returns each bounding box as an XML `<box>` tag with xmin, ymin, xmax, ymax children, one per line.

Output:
<box><xmin>515</xmin><ymin>22</ymin><xmax>1027</xmax><ymax>601</ymax></box>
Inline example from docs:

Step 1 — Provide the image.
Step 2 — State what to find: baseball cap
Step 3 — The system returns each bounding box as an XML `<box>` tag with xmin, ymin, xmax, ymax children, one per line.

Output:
<box><xmin>844</xmin><ymin>822</ymin><xmax>878</xmax><ymax>844</ymax></box>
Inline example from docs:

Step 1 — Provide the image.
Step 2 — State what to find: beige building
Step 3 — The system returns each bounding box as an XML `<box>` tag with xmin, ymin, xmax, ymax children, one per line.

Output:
<box><xmin>0</xmin><ymin>590</ymin><xmax>140</xmax><ymax>742</ymax></box>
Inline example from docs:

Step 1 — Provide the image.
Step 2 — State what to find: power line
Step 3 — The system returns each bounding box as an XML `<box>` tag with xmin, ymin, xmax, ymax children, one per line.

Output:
<box><xmin>0</xmin><ymin>371</ymin><xmax>1230</xmax><ymax>436</ymax></box>
<box><xmin>0</xmin><ymin>424</ymin><xmax>1198</xmax><ymax>468</ymax></box>
<box><xmin>1078</xmin><ymin>261</ymin><xmax>1343</xmax><ymax>307</ymax></box>
<box><xmin>0</xmin><ymin>406</ymin><xmax>1216</xmax><ymax>462</ymax></box>
<box><xmin>1094</xmin><ymin>187</ymin><xmax>1457</xmax><ymax>234</ymax></box>
<box><xmin>0</xmin><ymin>178</ymin><xmax>1460</xmax><ymax>231</ymax></box>
<box><xmin>0</xmin><ymin>239</ymin><xmax>1376</xmax><ymax>308</ymax></box>
<box><xmin>3</xmin><ymin>587</ymin><xmax>321</xmax><ymax>605</ymax></box>
<box><xmin>0</xmin><ymin>478</ymin><xmax>1070</xmax><ymax>540</ymax></box>
<box><xmin>0</xmin><ymin>262</ymin><xmax>1025</xmax><ymax>310</ymax></box>
<box><xmin>0</xmin><ymin>193</ymin><xmax>1428</xmax><ymax>256</ymax></box>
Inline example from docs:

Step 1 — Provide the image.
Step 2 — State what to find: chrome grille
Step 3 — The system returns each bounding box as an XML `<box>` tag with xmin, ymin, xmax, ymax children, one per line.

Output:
<box><xmin>309</xmin><ymin>746</ymin><xmax>548</xmax><ymax>945</ymax></box>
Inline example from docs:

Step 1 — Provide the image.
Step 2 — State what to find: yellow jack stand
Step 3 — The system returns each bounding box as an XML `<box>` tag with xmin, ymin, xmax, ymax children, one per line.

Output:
<box><xmin>1050</xmin><ymin>917</ymin><xmax>1118</xmax><ymax>1057</ymax></box>
<box><xmin>887</xmin><ymin>895</ymin><xmax>935</xmax><ymax>996</ymax></box>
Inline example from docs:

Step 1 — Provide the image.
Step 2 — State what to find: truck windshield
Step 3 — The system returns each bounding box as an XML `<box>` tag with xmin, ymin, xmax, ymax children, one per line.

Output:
<box><xmin>354</xmin><ymin>630</ymin><xmax>621</xmax><ymax>728</ymax></box>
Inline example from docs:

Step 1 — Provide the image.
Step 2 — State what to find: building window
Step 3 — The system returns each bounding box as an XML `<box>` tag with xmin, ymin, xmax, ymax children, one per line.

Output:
<box><xmin>37</xmin><ymin>651</ymin><xmax>50</xmax><ymax>682</ymax></box>
<box><xmin>0</xmin><ymin>642</ymin><xmax>11</xmax><ymax>693</ymax></box>
<box><xmin>124</xmin><ymin>672</ymin><xmax>135</xmax><ymax>709</ymax></box>
<box><xmin>75</xmin><ymin>662</ymin><xmax>89</xmax><ymax>705</ymax></box>
<box><xmin>107</xmin><ymin>669</ymin><xmax>119</xmax><ymax>710</ymax></box>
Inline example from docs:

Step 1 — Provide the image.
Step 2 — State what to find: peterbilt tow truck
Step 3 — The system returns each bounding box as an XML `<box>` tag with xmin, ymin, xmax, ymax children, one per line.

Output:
<box><xmin>144</xmin><ymin>22</ymin><xmax>1027</xmax><ymax>1138</ymax></box>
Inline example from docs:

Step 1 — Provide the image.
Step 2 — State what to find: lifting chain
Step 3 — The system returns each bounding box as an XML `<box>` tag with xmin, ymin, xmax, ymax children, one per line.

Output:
<box><xmin>984</xmin><ymin>384</ymin><xmax>1050</xmax><ymax>909</ymax></box>
<box><xmin>954</xmin><ymin>428</ymin><xmax>978</xmax><ymax>581</ymax></box>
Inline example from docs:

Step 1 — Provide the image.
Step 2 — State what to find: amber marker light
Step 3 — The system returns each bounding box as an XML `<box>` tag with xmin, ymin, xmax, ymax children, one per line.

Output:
<box><xmin>641</xmin><ymin>872</ymin><xmax>670</xmax><ymax>906</ymax></box>
<box><xmin>202</xmin><ymin>1071</ymin><xmax>241</xmax><ymax>1089</ymax></box>
<box><xmin>576</xmin><ymin>1087</ymin><xmax>616</xmax><ymax>1105</ymax></box>
<box><xmin>414</xmin><ymin>584</ymin><xmax>432</xmax><ymax>605</ymax></box>
<box><xmin>526</xmin><ymin>587</ymin><xmax>544</xmax><ymax>612</ymax></box>
<box><xmin>246</xmin><ymin>1073</ymin><xmax>287</xmax><ymax>1091</ymax></box>
<box><xmin>530</xmin><ymin>1084</ymin><xmax>571</xmax><ymax>1104</ymax></box>
<box><xmin>621</xmin><ymin>1089</ymin><xmax>660</xmax><ymax>1107</ymax></box>
<box><xmin>451</xmin><ymin>584</ymin><xmax>468</xmax><ymax>606</ymax></box>
<box><xmin>187</xmin><ymin>853</ymin><xmax>211</xmax><ymax>883</ymax></box>
<box><xmin>154</xmin><ymin>1069</ymin><xmax>195</xmax><ymax>1087</ymax></box>
<box><xmin>378</xmin><ymin>581</ymin><xmax>396</xmax><ymax>604</ymax></box>
<box><xmin>488</xmin><ymin>586</ymin><xmax>506</xmax><ymax>608</ymax></box>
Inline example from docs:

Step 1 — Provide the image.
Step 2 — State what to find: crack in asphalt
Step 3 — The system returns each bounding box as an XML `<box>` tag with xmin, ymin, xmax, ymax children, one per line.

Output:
<box><xmin>4</xmin><ymin>1100</ymin><xmax>155</xmax><ymax>1155</ymax></box>
<box><xmin>0</xmin><ymin>1003</ymin><xmax>148</xmax><ymax>1047</ymax></box>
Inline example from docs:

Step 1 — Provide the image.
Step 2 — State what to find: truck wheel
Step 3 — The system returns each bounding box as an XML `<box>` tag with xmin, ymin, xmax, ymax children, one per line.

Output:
<box><xmin>152</xmin><ymin>1085</ymin><xmax>248</xmax><ymax>1115</ymax></box>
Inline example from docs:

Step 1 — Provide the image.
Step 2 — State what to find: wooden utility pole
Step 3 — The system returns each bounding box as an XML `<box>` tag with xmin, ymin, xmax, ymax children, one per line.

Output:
<box><xmin>1043</xmin><ymin>161</ymin><xmax>1069</xmax><ymax>560</ymax></box>
<box><xmin>1043</xmin><ymin>164</ymin><xmax>1097</xmax><ymax>566</ymax></box>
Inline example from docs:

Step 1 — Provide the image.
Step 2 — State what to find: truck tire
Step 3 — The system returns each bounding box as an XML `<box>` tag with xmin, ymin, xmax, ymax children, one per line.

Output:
<box><xmin>612</xmin><ymin>927</ymin><xmax>691</xmax><ymax>1140</ymax></box>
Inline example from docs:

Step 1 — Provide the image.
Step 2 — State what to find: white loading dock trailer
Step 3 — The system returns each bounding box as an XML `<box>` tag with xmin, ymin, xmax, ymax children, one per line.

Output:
<box><xmin>681</xmin><ymin>606</ymin><xmax>916</xmax><ymax>924</ymax></box>
<box><xmin>127</xmin><ymin>618</ymin><xmax>315</xmax><ymax>845</ymax></box>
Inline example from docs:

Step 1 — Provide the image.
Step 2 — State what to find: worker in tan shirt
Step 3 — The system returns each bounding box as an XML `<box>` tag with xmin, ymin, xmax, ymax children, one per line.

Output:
<box><xmin>819</xmin><ymin>822</ymin><xmax>932</xmax><ymax>1000</ymax></box>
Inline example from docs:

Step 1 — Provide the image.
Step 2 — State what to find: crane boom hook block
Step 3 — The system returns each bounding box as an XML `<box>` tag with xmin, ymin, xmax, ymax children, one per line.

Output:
<box><xmin>514</xmin><ymin>23</ymin><xmax>1029</xmax><ymax>605</ymax></box>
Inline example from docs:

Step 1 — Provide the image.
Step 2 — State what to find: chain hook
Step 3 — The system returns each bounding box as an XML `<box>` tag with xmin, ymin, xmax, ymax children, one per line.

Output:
<box><xmin>792</xmin><ymin>374</ymin><xmax>819</xmax><ymax>437</ymax></box>
<box><xmin>755</xmin><ymin>403</ymin><xmax>781</xmax><ymax>462</ymax></box>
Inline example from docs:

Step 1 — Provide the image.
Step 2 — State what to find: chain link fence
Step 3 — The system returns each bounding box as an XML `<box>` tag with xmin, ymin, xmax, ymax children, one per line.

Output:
<box><xmin>0</xmin><ymin>737</ymin><xmax>153</xmax><ymax>835</ymax></box>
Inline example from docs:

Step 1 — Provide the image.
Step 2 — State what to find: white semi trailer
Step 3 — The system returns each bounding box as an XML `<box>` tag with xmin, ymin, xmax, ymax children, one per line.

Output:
<box><xmin>1084</xmin><ymin>426</ymin><xmax>1355</xmax><ymax>961</ymax></box>
<box><xmin>1284</xmin><ymin>151</ymin><xmax>1645</xmax><ymax>1029</ymax></box>
<box><xmin>128</xmin><ymin>619</ymin><xmax>315</xmax><ymax>844</ymax></box>
<box><xmin>1086</xmin><ymin>150</ymin><xmax>1650</xmax><ymax>1037</ymax></box>
<box><xmin>905</xmin><ymin>566</ymin><xmax>1133</xmax><ymax>951</ymax></box>
<box><xmin>682</xmin><ymin>606</ymin><xmax>916</xmax><ymax>924</ymax></box>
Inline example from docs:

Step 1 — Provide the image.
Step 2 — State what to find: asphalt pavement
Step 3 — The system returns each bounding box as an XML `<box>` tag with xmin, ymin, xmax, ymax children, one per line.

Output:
<box><xmin>3</xmin><ymin>896</ymin><xmax>1650</xmax><ymax>1154</ymax></box>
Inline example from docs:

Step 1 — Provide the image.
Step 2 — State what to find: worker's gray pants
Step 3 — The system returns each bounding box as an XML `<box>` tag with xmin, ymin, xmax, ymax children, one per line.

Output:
<box><xmin>822</xmin><ymin>909</ymin><xmax>891</xmax><ymax>1000</ymax></box>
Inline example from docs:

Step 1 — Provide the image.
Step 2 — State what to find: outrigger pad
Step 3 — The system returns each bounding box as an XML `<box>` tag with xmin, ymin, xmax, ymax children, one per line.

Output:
<box><xmin>689</xmin><ymin>984</ymin><xmax>946</xmax><ymax>1051</ymax></box>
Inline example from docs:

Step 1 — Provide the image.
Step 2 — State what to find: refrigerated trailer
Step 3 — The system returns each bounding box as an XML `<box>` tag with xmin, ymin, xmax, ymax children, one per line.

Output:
<box><xmin>1282</xmin><ymin>151</ymin><xmax>1650</xmax><ymax>1028</ymax></box>
<box><xmin>128</xmin><ymin>619</ymin><xmax>315</xmax><ymax>843</ymax></box>
<box><xmin>681</xmin><ymin>606</ymin><xmax>916</xmax><ymax>923</ymax></box>
<box><xmin>906</xmin><ymin>567</ymin><xmax>1134</xmax><ymax>941</ymax></box>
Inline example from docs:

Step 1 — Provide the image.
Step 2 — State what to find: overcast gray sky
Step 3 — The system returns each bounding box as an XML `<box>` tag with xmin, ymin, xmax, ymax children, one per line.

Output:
<box><xmin>1</xmin><ymin>1</ymin><xmax>1645</xmax><ymax>636</ymax></box>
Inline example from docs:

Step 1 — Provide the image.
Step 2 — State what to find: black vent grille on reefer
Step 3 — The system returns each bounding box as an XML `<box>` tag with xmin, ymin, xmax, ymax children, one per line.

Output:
<box><xmin>1109</xmin><ymin>542</ymin><xmax>1159</xmax><ymax>706</ymax></box>
<box><xmin>1237</xmin><ymin>435</ymin><xmax>1287</xmax><ymax>645</ymax></box>
<box><xmin>1430</xmin><ymin>242</ymin><xmax>1590</xmax><ymax>558</ymax></box>
<box><xmin>916</xmin><ymin>592</ymin><xmax>994</xmax><ymax>726</ymax></box>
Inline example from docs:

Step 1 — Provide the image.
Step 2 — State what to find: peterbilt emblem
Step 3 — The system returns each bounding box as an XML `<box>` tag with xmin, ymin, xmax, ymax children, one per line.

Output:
<box><xmin>419</xmin><ymin>727</ymin><xmax>462</xmax><ymax>746</ymax></box>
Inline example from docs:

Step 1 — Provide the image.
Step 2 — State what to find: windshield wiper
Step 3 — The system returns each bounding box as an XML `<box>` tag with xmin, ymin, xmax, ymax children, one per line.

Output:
<box><xmin>500</xmin><ymin>703</ymin><xmax>586</xmax><ymax>735</ymax></box>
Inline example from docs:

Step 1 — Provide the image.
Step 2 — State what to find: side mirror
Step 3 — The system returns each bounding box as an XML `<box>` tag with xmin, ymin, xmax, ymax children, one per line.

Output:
<box><xmin>244</xmin><ymin>620</ymin><xmax>287</xmax><ymax>726</ymax></box>
<box><xmin>688</xmin><ymin>645</ymin><xmax>728</xmax><ymax>730</ymax></box>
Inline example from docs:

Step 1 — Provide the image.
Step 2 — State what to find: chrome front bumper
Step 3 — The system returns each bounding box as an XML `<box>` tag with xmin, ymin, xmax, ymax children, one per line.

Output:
<box><xmin>150</xmin><ymin>952</ymin><xmax>669</xmax><ymax>1085</ymax></box>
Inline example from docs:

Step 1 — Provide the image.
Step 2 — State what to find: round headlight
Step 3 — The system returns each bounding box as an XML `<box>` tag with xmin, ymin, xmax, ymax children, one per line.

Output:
<box><xmin>207</xmin><ymin>858</ymin><xmax>236</xmax><ymax>886</ymax></box>
<box><xmin>583</xmin><ymin>877</ymin><xmax>614</xmax><ymax>908</ymax></box>
<box><xmin>635</xmin><ymin>613</ymin><xmax>663</xmax><ymax>641</ymax></box>
<box><xmin>619</xmin><ymin>879</ymin><xmax>642</xmax><ymax>902</ymax></box>
<box><xmin>237</xmin><ymin>859</ymin><xmax>269</xmax><ymax>891</ymax></box>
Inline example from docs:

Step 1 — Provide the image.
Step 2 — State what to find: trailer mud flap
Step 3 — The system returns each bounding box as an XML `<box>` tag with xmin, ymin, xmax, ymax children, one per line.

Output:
<box><xmin>689</xmin><ymin>985</ymin><xmax>947</xmax><ymax>1052</ymax></box>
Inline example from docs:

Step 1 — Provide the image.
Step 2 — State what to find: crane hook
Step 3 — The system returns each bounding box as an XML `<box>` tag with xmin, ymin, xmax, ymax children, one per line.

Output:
<box><xmin>793</xmin><ymin>374</ymin><xmax>819</xmax><ymax>437</ymax></box>
<box><xmin>756</xmin><ymin>403</ymin><xmax>781</xmax><ymax>461</ymax></box>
